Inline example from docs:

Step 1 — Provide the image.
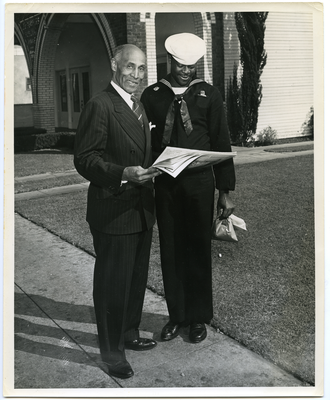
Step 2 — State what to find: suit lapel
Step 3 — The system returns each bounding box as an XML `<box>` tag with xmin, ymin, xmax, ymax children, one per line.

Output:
<box><xmin>106</xmin><ymin>84</ymin><xmax>146</xmax><ymax>152</ymax></box>
<box><xmin>141</xmin><ymin>111</ymin><xmax>151</xmax><ymax>168</ymax></box>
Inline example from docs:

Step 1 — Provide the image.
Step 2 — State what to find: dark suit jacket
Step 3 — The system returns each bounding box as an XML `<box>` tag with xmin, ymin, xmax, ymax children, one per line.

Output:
<box><xmin>74</xmin><ymin>83</ymin><xmax>155</xmax><ymax>235</ymax></box>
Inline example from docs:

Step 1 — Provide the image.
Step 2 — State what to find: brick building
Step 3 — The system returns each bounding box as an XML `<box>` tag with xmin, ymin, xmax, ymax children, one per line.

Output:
<box><xmin>14</xmin><ymin>11</ymin><xmax>314</xmax><ymax>139</ymax></box>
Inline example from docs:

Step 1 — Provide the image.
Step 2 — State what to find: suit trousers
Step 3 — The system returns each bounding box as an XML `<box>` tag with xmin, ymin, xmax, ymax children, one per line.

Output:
<box><xmin>90</xmin><ymin>226</ymin><xmax>153</xmax><ymax>364</ymax></box>
<box><xmin>155</xmin><ymin>167</ymin><xmax>215</xmax><ymax>326</ymax></box>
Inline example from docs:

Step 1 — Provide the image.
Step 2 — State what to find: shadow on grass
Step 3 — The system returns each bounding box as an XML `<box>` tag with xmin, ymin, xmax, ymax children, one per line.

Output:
<box><xmin>264</xmin><ymin>144</ymin><xmax>314</xmax><ymax>153</ymax></box>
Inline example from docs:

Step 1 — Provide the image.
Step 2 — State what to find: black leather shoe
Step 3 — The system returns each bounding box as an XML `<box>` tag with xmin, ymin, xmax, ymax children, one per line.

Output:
<box><xmin>161</xmin><ymin>321</ymin><xmax>181</xmax><ymax>341</ymax></box>
<box><xmin>106</xmin><ymin>360</ymin><xmax>134</xmax><ymax>379</ymax></box>
<box><xmin>189</xmin><ymin>323</ymin><xmax>207</xmax><ymax>343</ymax></box>
<box><xmin>125</xmin><ymin>338</ymin><xmax>157</xmax><ymax>351</ymax></box>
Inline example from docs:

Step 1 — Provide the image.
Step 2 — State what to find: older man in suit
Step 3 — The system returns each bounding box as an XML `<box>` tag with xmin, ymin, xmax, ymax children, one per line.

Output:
<box><xmin>74</xmin><ymin>44</ymin><xmax>160</xmax><ymax>380</ymax></box>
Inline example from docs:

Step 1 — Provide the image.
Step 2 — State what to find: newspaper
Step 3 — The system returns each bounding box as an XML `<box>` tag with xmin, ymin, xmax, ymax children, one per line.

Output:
<box><xmin>152</xmin><ymin>146</ymin><xmax>237</xmax><ymax>178</ymax></box>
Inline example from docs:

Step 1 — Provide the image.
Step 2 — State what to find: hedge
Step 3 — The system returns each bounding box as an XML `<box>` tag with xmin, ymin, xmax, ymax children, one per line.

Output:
<box><xmin>15</xmin><ymin>132</ymin><xmax>76</xmax><ymax>153</ymax></box>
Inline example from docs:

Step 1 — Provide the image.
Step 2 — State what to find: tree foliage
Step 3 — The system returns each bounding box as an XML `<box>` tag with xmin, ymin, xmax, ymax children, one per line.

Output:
<box><xmin>227</xmin><ymin>12</ymin><xmax>268</xmax><ymax>145</ymax></box>
<box><xmin>226</xmin><ymin>63</ymin><xmax>243</xmax><ymax>144</ymax></box>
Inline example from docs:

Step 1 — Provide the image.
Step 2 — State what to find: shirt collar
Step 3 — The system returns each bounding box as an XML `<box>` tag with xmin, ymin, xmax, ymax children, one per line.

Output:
<box><xmin>172</xmin><ymin>87</ymin><xmax>187</xmax><ymax>95</ymax></box>
<box><xmin>160</xmin><ymin>75</ymin><xmax>204</xmax><ymax>94</ymax></box>
<box><xmin>111</xmin><ymin>80</ymin><xmax>133</xmax><ymax>108</ymax></box>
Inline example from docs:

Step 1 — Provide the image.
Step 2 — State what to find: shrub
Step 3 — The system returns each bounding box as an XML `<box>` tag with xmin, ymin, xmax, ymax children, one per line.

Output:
<box><xmin>255</xmin><ymin>126</ymin><xmax>278</xmax><ymax>146</ymax></box>
<box><xmin>14</xmin><ymin>127</ymin><xmax>47</xmax><ymax>137</ymax></box>
<box><xmin>14</xmin><ymin>132</ymin><xmax>76</xmax><ymax>153</ymax></box>
<box><xmin>300</xmin><ymin>107</ymin><xmax>314</xmax><ymax>139</ymax></box>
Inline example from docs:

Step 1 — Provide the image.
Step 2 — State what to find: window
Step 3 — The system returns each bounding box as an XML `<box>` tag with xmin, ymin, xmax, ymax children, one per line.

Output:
<box><xmin>26</xmin><ymin>77</ymin><xmax>31</xmax><ymax>91</ymax></box>
<box><xmin>71</xmin><ymin>72</ymin><xmax>80</xmax><ymax>113</ymax></box>
<box><xmin>59</xmin><ymin>73</ymin><xmax>68</xmax><ymax>112</ymax></box>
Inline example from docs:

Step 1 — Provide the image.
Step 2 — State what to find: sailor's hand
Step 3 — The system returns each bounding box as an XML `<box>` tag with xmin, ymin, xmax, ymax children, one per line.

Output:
<box><xmin>217</xmin><ymin>191</ymin><xmax>235</xmax><ymax>219</ymax></box>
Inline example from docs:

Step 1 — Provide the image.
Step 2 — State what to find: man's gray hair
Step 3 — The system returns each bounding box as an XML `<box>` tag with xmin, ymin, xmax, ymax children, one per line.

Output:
<box><xmin>112</xmin><ymin>45</ymin><xmax>125</xmax><ymax>62</ymax></box>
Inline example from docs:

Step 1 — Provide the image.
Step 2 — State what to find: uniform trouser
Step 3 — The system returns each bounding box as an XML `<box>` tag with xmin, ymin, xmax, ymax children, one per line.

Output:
<box><xmin>90</xmin><ymin>226</ymin><xmax>153</xmax><ymax>364</ymax></box>
<box><xmin>155</xmin><ymin>167</ymin><xmax>215</xmax><ymax>325</ymax></box>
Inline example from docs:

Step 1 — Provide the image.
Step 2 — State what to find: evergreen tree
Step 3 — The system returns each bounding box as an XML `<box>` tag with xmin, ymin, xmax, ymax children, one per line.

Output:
<box><xmin>228</xmin><ymin>12</ymin><xmax>268</xmax><ymax>144</ymax></box>
<box><xmin>226</xmin><ymin>63</ymin><xmax>243</xmax><ymax>144</ymax></box>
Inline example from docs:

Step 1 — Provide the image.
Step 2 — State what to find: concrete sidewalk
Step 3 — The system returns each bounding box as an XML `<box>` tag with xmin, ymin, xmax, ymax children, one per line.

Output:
<box><xmin>10</xmin><ymin>142</ymin><xmax>314</xmax><ymax>395</ymax></box>
<box><xmin>13</xmin><ymin>214</ymin><xmax>305</xmax><ymax>392</ymax></box>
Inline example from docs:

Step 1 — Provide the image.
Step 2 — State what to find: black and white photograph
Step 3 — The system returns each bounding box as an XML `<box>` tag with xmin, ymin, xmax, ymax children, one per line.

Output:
<box><xmin>2</xmin><ymin>1</ymin><xmax>326</xmax><ymax>398</ymax></box>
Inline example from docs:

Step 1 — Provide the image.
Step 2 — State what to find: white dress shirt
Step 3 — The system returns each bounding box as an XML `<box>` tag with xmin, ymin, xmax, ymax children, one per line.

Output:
<box><xmin>111</xmin><ymin>80</ymin><xmax>134</xmax><ymax>109</ymax></box>
<box><xmin>110</xmin><ymin>81</ymin><xmax>137</xmax><ymax>185</ymax></box>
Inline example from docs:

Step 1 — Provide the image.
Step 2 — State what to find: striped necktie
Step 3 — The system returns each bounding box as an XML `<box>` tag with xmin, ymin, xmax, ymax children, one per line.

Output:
<box><xmin>131</xmin><ymin>95</ymin><xmax>144</xmax><ymax>129</ymax></box>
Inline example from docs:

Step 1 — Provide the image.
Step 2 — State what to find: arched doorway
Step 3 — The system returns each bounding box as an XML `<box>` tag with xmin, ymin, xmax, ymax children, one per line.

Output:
<box><xmin>54</xmin><ymin>14</ymin><xmax>112</xmax><ymax>130</ymax></box>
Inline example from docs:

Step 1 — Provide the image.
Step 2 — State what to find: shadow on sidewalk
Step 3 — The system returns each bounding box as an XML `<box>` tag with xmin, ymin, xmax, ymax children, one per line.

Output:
<box><xmin>15</xmin><ymin>291</ymin><xmax>96</xmax><ymax>324</ymax></box>
<box><xmin>14</xmin><ymin>291</ymin><xmax>180</xmax><ymax>366</ymax></box>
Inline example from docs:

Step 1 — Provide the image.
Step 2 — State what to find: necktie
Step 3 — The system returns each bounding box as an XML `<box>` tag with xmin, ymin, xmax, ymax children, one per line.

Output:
<box><xmin>131</xmin><ymin>95</ymin><xmax>144</xmax><ymax>129</ymax></box>
<box><xmin>162</xmin><ymin>95</ymin><xmax>193</xmax><ymax>148</ymax></box>
<box><xmin>159</xmin><ymin>78</ymin><xmax>204</xmax><ymax>148</ymax></box>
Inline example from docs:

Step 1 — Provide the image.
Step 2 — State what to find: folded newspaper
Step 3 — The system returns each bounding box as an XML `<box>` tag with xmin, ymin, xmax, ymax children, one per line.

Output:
<box><xmin>152</xmin><ymin>146</ymin><xmax>237</xmax><ymax>178</ymax></box>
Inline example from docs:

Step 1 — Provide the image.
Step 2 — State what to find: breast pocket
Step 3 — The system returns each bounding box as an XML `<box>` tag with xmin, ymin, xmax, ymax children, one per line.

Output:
<box><xmin>194</xmin><ymin>94</ymin><xmax>209</xmax><ymax>109</ymax></box>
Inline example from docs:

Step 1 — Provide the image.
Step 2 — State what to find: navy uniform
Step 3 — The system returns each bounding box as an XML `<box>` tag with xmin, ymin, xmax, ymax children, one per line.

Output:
<box><xmin>141</xmin><ymin>33</ymin><xmax>235</xmax><ymax>343</ymax></box>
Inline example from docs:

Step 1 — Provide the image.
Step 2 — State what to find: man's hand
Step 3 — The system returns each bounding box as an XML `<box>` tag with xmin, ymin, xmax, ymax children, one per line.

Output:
<box><xmin>217</xmin><ymin>191</ymin><xmax>235</xmax><ymax>219</ymax></box>
<box><xmin>122</xmin><ymin>166</ymin><xmax>162</xmax><ymax>184</ymax></box>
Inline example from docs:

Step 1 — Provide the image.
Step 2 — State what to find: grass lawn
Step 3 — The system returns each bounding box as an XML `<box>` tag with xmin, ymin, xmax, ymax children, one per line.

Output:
<box><xmin>14</xmin><ymin>154</ymin><xmax>315</xmax><ymax>385</ymax></box>
<box><xmin>15</xmin><ymin>149</ymin><xmax>75</xmax><ymax>177</ymax></box>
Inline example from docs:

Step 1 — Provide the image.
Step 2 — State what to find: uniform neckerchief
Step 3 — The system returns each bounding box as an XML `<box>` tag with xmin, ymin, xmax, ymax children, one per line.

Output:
<box><xmin>160</xmin><ymin>77</ymin><xmax>204</xmax><ymax>148</ymax></box>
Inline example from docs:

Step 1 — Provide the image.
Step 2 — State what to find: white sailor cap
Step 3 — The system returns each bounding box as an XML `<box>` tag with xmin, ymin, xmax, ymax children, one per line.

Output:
<box><xmin>165</xmin><ymin>33</ymin><xmax>206</xmax><ymax>66</ymax></box>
